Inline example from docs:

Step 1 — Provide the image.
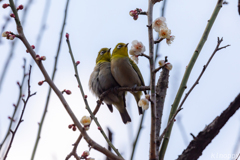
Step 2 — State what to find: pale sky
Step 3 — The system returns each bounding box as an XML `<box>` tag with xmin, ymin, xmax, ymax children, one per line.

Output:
<box><xmin>0</xmin><ymin>0</ymin><xmax>240</xmax><ymax>160</ymax></box>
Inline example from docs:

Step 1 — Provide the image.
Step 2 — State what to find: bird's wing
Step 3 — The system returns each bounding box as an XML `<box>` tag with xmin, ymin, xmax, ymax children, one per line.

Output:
<box><xmin>129</xmin><ymin>58</ymin><xmax>145</xmax><ymax>86</ymax></box>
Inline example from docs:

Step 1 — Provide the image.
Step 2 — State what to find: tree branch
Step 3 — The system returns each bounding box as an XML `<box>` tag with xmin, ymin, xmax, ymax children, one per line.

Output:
<box><xmin>155</xmin><ymin>67</ymin><xmax>169</xmax><ymax>152</ymax></box>
<box><xmin>177</xmin><ymin>93</ymin><xmax>240</xmax><ymax>160</ymax></box>
<box><xmin>3</xmin><ymin>65</ymin><xmax>36</xmax><ymax>160</ymax></box>
<box><xmin>0</xmin><ymin>59</ymin><xmax>27</xmax><ymax>151</ymax></box>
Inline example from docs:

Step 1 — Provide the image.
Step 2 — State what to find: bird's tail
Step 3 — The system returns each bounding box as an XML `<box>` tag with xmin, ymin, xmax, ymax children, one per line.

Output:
<box><xmin>132</xmin><ymin>91</ymin><xmax>143</xmax><ymax>115</ymax></box>
<box><xmin>119</xmin><ymin>109</ymin><xmax>131</xmax><ymax>124</ymax></box>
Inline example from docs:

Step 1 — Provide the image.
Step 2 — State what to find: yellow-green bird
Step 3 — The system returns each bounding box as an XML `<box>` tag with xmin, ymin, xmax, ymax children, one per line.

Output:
<box><xmin>111</xmin><ymin>43</ymin><xmax>146</xmax><ymax>115</ymax></box>
<box><xmin>89</xmin><ymin>48</ymin><xmax>131</xmax><ymax>124</ymax></box>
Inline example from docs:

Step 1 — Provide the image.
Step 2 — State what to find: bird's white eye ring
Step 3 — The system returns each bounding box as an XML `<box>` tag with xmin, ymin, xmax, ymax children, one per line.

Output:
<box><xmin>117</xmin><ymin>45</ymin><xmax>122</xmax><ymax>49</ymax></box>
<box><xmin>100</xmin><ymin>51</ymin><xmax>105</xmax><ymax>55</ymax></box>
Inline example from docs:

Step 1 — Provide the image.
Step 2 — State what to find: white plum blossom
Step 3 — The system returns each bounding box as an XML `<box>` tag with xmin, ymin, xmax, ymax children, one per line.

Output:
<box><xmin>158</xmin><ymin>60</ymin><xmax>165</xmax><ymax>67</ymax></box>
<box><xmin>159</xmin><ymin>27</ymin><xmax>171</xmax><ymax>39</ymax></box>
<box><xmin>166</xmin><ymin>36</ymin><xmax>175</xmax><ymax>45</ymax></box>
<box><xmin>130</xmin><ymin>40</ymin><xmax>146</xmax><ymax>55</ymax></box>
<box><xmin>80</xmin><ymin>116</ymin><xmax>91</xmax><ymax>126</ymax></box>
<box><xmin>2</xmin><ymin>31</ymin><xmax>8</xmax><ymax>37</ymax></box>
<box><xmin>165</xmin><ymin>63</ymin><xmax>173</xmax><ymax>70</ymax></box>
<box><xmin>138</xmin><ymin>98</ymin><xmax>149</xmax><ymax>110</ymax></box>
<box><xmin>130</xmin><ymin>55</ymin><xmax>139</xmax><ymax>64</ymax></box>
<box><xmin>129</xmin><ymin>40</ymin><xmax>146</xmax><ymax>63</ymax></box>
<box><xmin>152</xmin><ymin>17</ymin><xmax>167</xmax><ymax>32</ymax></box>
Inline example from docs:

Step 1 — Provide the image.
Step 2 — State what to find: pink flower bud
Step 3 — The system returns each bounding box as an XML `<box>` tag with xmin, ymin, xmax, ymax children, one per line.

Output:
<box><xmin>72</xmin><ymin>126</ymin><xmax>76</xmax><ymax>131</ymax></box>
<box><xmin>2</xmin><ymin>3</ymin><xmax>10</xmax><ymax>9</ymax></box>
<box><xmin>84</xmin><ymin>95</ymin><xmax>87</xmax><ymax>99</ymax></box>
<box><xmin>36</xmin><ymin>55</ymin><xmax>40</xmax><ymax>60</ymax></box>
<box><xmin>129</xmin><ymin>10</ymin><xmax>135</xmax><ymax>16</ymax></box>
<box><xmin>40</xmin><ymin>56</ymin><xmax>46</xmax><ymax>61</ymax></box>
<box><xmin>17</xmin><ymin>81</ymin><xmax>20</xmax><ymax>86</ymax></box>
<box><xmin>9</xmin><ymin>35</ymin><xmax>15</xmax><ymax>40</ymax></box>
<box><xmin>68</xmin><ymin>124</ymin><xmax>73</xmax><ymax>129</ymax></box>
<box><xmin>26</xmin><ymin>49</ymin><xmax>29</xmax><ymax>53</ymax></box>
<box><xmin>38</xmin><ymin>81</ymin><xmax>44</xmax><ymax>86</ymax></box>
<box><xmin>65</xmin><ymin>90</ymin><xmax>71</xmax><ymax>95</ymax></box>
<box><xmin>98</xmin><ymin>127</ymin><xmax>101</xmax><ymax>130</ymax></box>
<box><xmin>13</xmin><ymin>104</ymin><xmax>16</xmax><ymax>107</ymax></box>
<box><xmin>65</xmin><ymin>33</ymin><xmax>69</xmax><ymax>39</ymax></box>
<box><xmin>10</xmin><ymin>13</ymin><xmax>15</xmax><ymax>18</ymax></box>
<box><xmin>76</xmin><ymin>61</ymin><xmax>80</xmax><ymax>65</ymax></box>
<box><xmin>17</xmin><ymin>5</ymin><xmax>24</xmax><ymax>10</ymax></box>
<box><xmin>31</xmin><ymin>45</ymin><xmax>35</xmax><ymax>49</ymax></box>
<box><xmin>133</xmin><ymin>15</ymin><xmax>138</xmax><ymax>20</ymax></box>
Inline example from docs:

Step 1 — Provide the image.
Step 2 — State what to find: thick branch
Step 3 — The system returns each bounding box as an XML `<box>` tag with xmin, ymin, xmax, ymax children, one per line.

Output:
<box><xmin>155</xmin><ymin>67</ymin><xmax>169</xmax><ymax>152</ymax></box>
<box><xmin>177</xmin><ymin>93</ymin><xmax>240</xmax><ymax>160</ymax></box>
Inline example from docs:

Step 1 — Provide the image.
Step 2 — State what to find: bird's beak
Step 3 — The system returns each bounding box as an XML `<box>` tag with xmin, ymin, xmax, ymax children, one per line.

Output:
<box><xmin>124</xmin><ymin>43</ymin><xmax>129</xmax><ymax>47</ymax></box>
<box><xmin>108</xmin><ymin>48</ymin><xmax>111</xmax><ymax>52</ymax></box>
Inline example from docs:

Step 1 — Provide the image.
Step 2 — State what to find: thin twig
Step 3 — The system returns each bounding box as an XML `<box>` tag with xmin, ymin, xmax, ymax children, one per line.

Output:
<box><xmin>3</xmin><ymin>65</ymin><xmax>36</xmax><ymax>160</ymax></box>
<box><xmin>154</xmin><ymin>38</ymin><xmax>164</xmax><ymax>44</ymax></box>
<box><xmin>65</xmin><ymin>104</ymin><xmax>102</xmax><ymax>160</ymax></box>
<box><xmin>178</xmin><ymin>37</ymin><xmax>230</xmax><ymax>110</ymax></box>
<box><xmin>159</xmin><ymin>1</ymin><xmax>224</xmax><ymax>159</ymax></box>
<box><xmin>130</xmin><ymin>111</ymin><xmax>145</xmax><ymax>160</ymax></box>
<box><xmin>0</xmin><ymin>59</ymin><xmax>27</xmax><ymax>151</ymax></box>
<box><xmin>157</xmin><ymin>108</ymin><xmax>182</xmax><ymax>149</ymax></box>
<box><xmin>66</xmin><ymin>35</ymin><xmax>123</xmax><ymax>159</ymax></box>
<box><xmin>31</xmin><ymin>0</ymin><xmax>70</xmax><ymax>159</ymax></box>
<box><xmin>139</xmin><ymin>53</ymin><xmax>150</xmax><ymax>59</ymax></box>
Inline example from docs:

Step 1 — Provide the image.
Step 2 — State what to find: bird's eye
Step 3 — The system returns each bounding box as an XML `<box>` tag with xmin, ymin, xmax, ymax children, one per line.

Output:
<box><xmin>100</xmin><ymin>51</ymin><xmax>105</xmax><ymax>55</ymax></box>
<box><xmin>117</xmin><ymin>45</ymin><xmax>122</xmax><ymax>49</ymax></box>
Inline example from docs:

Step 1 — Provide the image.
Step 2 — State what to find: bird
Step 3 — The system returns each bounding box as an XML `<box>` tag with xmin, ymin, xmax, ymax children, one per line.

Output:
<box><xmin>111</xmin><ymin>43</ymin><xmax>146</xmax><ymax>115</ymax></box>
<box><xmin>89</xmin><ymin>48</ymin><xmax>131</xmax><ymax>124</ymax></box>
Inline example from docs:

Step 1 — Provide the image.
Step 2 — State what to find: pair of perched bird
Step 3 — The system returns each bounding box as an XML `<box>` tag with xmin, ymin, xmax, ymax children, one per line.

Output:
<box><xmin>89</xmin><ymin>42</ymin><xmax>146</xmax><ymax>124</ymax></box>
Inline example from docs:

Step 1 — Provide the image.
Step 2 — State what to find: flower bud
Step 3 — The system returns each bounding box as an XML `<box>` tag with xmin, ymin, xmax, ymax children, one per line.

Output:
<box><xmin>17</xmin><ymin>5</ymin><xmax>24</xmax><ymax>10</ymax></box>
<box><xmin>65</xmin><ymin>33</ymin><xmax>69</xmax><ymax>39</ymax></box>
<box><xmin>145</xmin><ymin>94</ymin><xmax>150</xmax><ymax>100</ymax></box>
<box><xmin>38</xmin><ymin>81</ymin><xmax>44</xmax><ymax>86</ymax></box>
<box><xmin>80</xmin><ymin>116</ymin><xmax>91</xmax><ymax>126</ymax></box>
<box><xmin>2</xmin><ymin>3</ymin><xmax>10</xmax><ymax>9</ymax></box>
<box><xmin>65</xmin><ymin>90</ymin><xmax>71</xmax><ymax>95</ymax></box>
<box><xmin>31</xmin><ymin>45</ymin><xmax>35</xmax><ymax>49</ymax></box>
<box><xmin>68</xmin><ymin>124</ymin><xmax>73</xmax><ymax>129</ymax></box>
<box><xmin>158</xmin><ymin>60</ymin><xmax>165</xmax><ymax>67</ymax></box>
<box><xmin>138</xmin><ymin>98</ymin><xmax>149</xmax><ymax>110</ymax></box>
<box><xmin>40</xmin><ymin>56</ymin><xmax>46</xmax><ymax>61</ymax></box>
<box><xmin>2</xmin><ymin>31</ymin><xmax>9</xmax><ymax>37</ymax></box>
<box><xmin>165</xmin><ymin>63</ymin><xmax>173</xmax><ymax>70</ymax></box>
<box><xmin>9</xmin><ymin>35</ymin><xmax>15</xmax><ymax>40</ymax></box>
<box><xmin>10</xmin><ymin>13</ymin><xmax>15</xmax><ymax>18</ymax></box>
<box><xmin>76</xmin><ymin>61</ymin><xmax>80</xmax><ymax>65</ymax></box>
<box><xmin>81</xmin><ymin>150</ymin><xmax>90</xmax><ymax>158</ymax></box>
